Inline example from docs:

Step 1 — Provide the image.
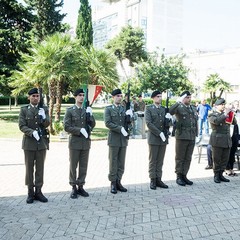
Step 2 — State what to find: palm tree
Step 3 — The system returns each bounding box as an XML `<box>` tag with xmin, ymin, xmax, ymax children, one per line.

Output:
<box><xmin>203</xmin><ymin>73</ymin><xmax>232</xmax><ymax>105</ymax></box>
<box><xmin>11</xmin><ymin>33</ymin><xmax>85</xmax><ymax>133</ymax></box>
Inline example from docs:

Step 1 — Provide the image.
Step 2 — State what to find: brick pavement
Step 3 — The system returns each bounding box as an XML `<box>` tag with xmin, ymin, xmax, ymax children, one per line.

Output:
<box><xmin>1</xmin><ymin>137</ymin><xmax>240</xmax><ymax>240</ymax></box>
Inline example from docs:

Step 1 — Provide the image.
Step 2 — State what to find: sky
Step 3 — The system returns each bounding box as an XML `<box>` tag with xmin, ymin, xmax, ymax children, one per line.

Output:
<box><xmin>19</xmin><ymin>0</ymin><xmax>240</xmax><ymax>51</ymax></box>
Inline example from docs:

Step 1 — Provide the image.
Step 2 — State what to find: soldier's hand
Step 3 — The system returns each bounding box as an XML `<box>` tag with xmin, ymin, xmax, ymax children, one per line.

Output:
<box><xmin>165</xmin><ymin>113</ymin><xmax>172</xmax><ymax>119</ymax></box>
<box><xmin>38</xmin><ymin>108</ymin><xmax>46</xmax><ymax>119</ymax></box>
<box><xmin>33</xmin><ymin>130</ymin><xmax>40</xmax><ymax>141</ymax></box>
<box><xmin>121</xmin><ymin>127</ymin><xmax>128</xmax><ymax>137</ymax></box>
<box><xmin>159</xmin><ymin>132</ymin><xmax>166</xmax><ymax>142</ymax></box>
<box><xmin>126</xmin><ymin>109</ymin><xmax>133</xmax><ymax>117</ymax></box>
<box><xmin>86</xmin><ymin>107</ymin><xmax>93</xmax><ymax>116</ymax></box>
<box><xmin>80</xmin><ymin>128</ymin><xmax>88</xmax><ymax>138</ymax></box>
<box><xmin>177</xmin><ymin>94</ymin><xmax>187</xmax><ymax>103</ymax></box>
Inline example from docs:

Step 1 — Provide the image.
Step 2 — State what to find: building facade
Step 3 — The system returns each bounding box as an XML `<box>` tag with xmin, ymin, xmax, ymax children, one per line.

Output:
<box><xmin>92</xmin><ymin>0</ymin><xmax>183</xmax><ymax>54</ymax></box>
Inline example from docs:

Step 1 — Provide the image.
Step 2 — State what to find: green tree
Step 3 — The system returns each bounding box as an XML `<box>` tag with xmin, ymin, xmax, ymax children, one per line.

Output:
<box><xmin>25</xmin><ymin>0</ymin><xmax>67</xmax><ymax>41</ymax></box>
<box><xmin>76</xmin><ymin>0</ymin><xmax>93</xmax><ymax>47</ymax></box>
<box><xmin>0</xmin><ymin>0</ymin><xmax>34</xmax><ymax>95</ymax></box>
<box><xmin>106</xmin><ymin>25</ymin><xmax>147</xmax><ymax>67</ymax></box>
<box><xmin>203</xmin><ymin>73</ymin><xmax>232</xmax><ymax>105</ymax></box>
<box><xmin>137</xmin><ymin>52</ymin><xmax>192</xmax><ymax>95</ymax></box>
<box><xmin>11</xmin><ymin>33</ymin><xmax>83</xmax><ymax>133</ymax></box>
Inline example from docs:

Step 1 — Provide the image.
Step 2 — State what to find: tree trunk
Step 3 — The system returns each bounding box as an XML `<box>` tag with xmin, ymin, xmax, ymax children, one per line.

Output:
<box><xmin>54</xmin><ymin>80</ymin><xmax>63</xmax><ymax>122</ymax></box>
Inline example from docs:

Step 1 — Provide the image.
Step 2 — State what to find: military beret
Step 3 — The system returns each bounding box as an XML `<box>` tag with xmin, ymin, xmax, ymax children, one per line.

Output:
<box><xmin>214</xmin><ymin>98</ymin><xmax>225</xmax><ymax>105</ymax></box>
<box><xmin>73</xmin><ymin>88</ymin><xmax>84</xmax><ymax>96</ymax></box>
<box><xmin>151</xmin><ymin>90</ymin><xmax>161</xmax><ymax>98</ymax></box>
<box><xmin>28</xmin><ymin>88</ymin><xmax>38</xmax><ymax>95</ymax></box>
<box><xmin>111</xmin><ymin>88</ymin><xmax>122</xmax><ymax>96</ymax></box>
<box><xmin>180</xmin><ymin>90</ymin><xmax>191</xmax><ymax>97</ymax></box>
<box><xmin>138</xmin><ymin>94</ymin><xmax>142</xmax><ymax>98</ymax></box>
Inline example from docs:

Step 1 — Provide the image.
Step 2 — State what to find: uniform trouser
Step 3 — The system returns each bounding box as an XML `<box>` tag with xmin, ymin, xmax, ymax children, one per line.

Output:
<box><xmin>212</xmin><ymin>146</ymin><xmax>230</xmax><ymax>172</ymax></box>
<box><xmin>175</xmin><ymin>139</ymin><xmax>195</xmax><ymax>175</ymax></box>
<box><xmin>69</xmin><ymin>149</ymin><xmax>89</xmax><ymax>186</ymax></box>
<box><xmin>148</xmin><ymin>144</ymin><xmax>166</xmax><ymax>179</ymax></box>
<box><xmin>108</xmin><ymin>146</ymin><xmax>127</xmax><ymax>182</ymax></box>
<box><xmin>24</xmin><ymin>150</ymin><xmax>46</xmax><ymax>188</ymax></box>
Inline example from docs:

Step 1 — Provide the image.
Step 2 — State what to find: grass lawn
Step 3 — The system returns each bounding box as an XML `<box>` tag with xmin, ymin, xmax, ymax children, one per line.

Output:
<box><xmin>0</xmin><ymin>104</ymin><xmax>108</xmax><ymax>141</ymax></box>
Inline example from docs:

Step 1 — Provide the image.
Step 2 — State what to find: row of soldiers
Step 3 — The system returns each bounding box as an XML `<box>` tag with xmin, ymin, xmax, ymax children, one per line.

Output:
<box><xmin>19</xmin><ymin>88</ymin><xmax>235</xmax><ymax>204</ymax></box>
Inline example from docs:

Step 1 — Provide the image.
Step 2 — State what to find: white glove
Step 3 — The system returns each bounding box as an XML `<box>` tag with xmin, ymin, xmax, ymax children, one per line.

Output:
<box><xmin>33</xmin><ymin>130</ymin><xmax>40</xmax><ymax>141</ymax></box>
<box><xmin>177</xmin><ymin>94</ymin><xmax>187</xmax><ymax>103</ymax></box>
<box><xmin>86</xmin><ymin>106</ymin><xmax>93</xmax><ymax>116</ymax></box>
<box><xmin>165</xmin><ymin>113</ymin><xmax>172</xmax><ymax>119</ymax></box>
<box><xmin>80</xmin><ymin>128</ymin><xmax>88</xmax><ymax>138</ymax></box>
<box><xmin>159</xmin><ymin>132</ymin><xmax>166</xmax><ymax>142</ymax></box>
<box><xmin>121</xmin><ymin>127</ymin><xmax>128</xmax><ymax>137</ymax></box>
<box><xmin>126</xmin><ymin>109</ymin><xmax>133</xmax><ymax>117</ymax></box>
<box><xmin>38</xmin><ymin>108</ymin><xmax>46</xmax><ymax>119</ymax></box>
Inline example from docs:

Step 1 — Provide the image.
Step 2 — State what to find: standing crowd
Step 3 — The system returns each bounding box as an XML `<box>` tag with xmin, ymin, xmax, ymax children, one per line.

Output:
<box><xmin>19</xmin><ymin>87</ymin><xmax>239</xmax><ymax>204</ymax></box>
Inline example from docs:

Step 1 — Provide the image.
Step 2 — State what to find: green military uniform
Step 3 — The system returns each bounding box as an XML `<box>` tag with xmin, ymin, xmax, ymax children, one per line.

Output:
<box><xmin>64</xmin><ymin>105</ymin><xmax>96</xmax><ymax>187</ymax></box>
<box><xmin>104</xmin><ymin>104</ymin><xmax>128</xmax><ymax>182</ymax></box>
<box><xmin>19</xmin><ymin>105</ymin><xmax>50</xmax><ymax>189</ymax></box>
<box><xmin>145</xmin><ymin>104</ymin><xmax>170</xmax><ymax>180</ymax></box>
<box><xmin>209</xmin><ymin>110</ymin><xmax>236</xmax><ymax>178</ymax></box>
<box><xmin>169</xmin><ymin>102</ymin><xmax>198</xmax><ymax>178</ymax></box>
<box><xmin>137</xmin><ymin>100</ymin><xmax>146</xmax><ymax>112</ymax></box>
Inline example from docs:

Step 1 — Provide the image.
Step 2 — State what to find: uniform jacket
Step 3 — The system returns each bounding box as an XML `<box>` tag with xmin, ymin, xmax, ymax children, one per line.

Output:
<box><xmin>19</xmin><ymin>105</ymin><xmax>50</xmax><ymax>151</ymax></box>
<box><xmin>104</xmin><ymin>104</ymin><xmax>129</xmax><ymax>147</ymax></box>
<box><xmin>145</xmin><ymin>104</ymin><xmax>170</xmax><ymax>145</ymax></box>
<box><xmin>64</xmin><ymin>105</ymin><xmax>96</xmax><ymax>150</ymax></box>
<box><xmin>169</xmin><ymin>102</ymin><xmax>198</xmax><ymax>140</ymax></box>
<box><xmin>209</xmin><ymin>111</ymin><xmax>236</xmax><ymax>148</ymax></box>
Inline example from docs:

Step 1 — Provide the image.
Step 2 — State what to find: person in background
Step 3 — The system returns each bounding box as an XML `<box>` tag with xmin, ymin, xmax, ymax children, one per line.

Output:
<box><xmin>197</xmin><ymin>99</ymin><xmax>212</xmax><ymax>137</ymax></box>
<box><xmin>19</xmin><ymin>87</ymin><xmax>50</xmax><ymax>204</ymax></box>
<box><xmin>169</xmin><ymin>91</ymin><xmax>198</xmax><ymax>186</ymax></box>
<box><xmin>104</xmin><ymin>89</ymin><xmax>133</xmax><ymax>194</ymax></box>
<box><xmin>205</xmin><ymin>144</ymin><xmax>213</xmax><ymax>170</ymax></box>
<box><xmin>64</xmin><ymin>88</ymin><xmax>96</xmax><ymax>199</ymax></box>
<box><xmin>145</xmin><ymin>90</ymin><xmax>171</xmax><ymax>190</ymax></box>
<box><xmin>225</xmin><ymin>100</ymin><xmax>240</xmax><ymax>176</ymax></box>
<box><xmin>137</xmin><ymin>94</ymin><xmax>146</xmax><ymax>112</ymax></box>
<box><xmin>209</xmin><ymin>98</ymin><xmax>236</xmax><ymax>183</ymax></box>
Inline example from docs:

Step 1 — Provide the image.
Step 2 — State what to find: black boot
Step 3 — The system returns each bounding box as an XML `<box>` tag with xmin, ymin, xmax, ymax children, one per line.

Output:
<box><xmin>182</xmin><ymin>175</ymin><xmax>193</xmax><ymax>185</ymax></box>
<box><xmin>214</xmin><ymin>172</ymin><xmax>221</xmax><ymax>183</ymax></box>
<box><xmin>156</xmin><ymin>178</ymin><xmax>168</xmax><ymax>188</ymax></box>
<box><xmin>219</xmin><ymin>171</ymin><xmax>230</xmax><ymax>182</ymax></box>
<box><xmin>110</xmin><ymin>181</ymin><xmax>117</xmax><ymax>194</ymax></box>
<box><xmin>77</xmin><ymin>185</ymin><xmax>89</xmax><ymax>197</ymax></box>
<box><xmin>116</xmin><ymin>180</ymin><xmax>127</xmax><ymax>192</ymax></box>
<box><xmin>26</xmin><ymin>187</ymin><xmax>34</xmax><ymax>204</ymax></box>
<box><xmin>176</xmin><ymin>174</ymin><xmax>186</xmax><ymax>186</ymax></box>
<box><xmin>35</xmin><ymin>187</ymin><xmax>48</xmax><ymax>202</ymax></box>
<box><xmin>150</xmin><ymin>178</ymin><xmax>156</xmax><ymax>190</ymax></box>
<box><xmin>70</xmin><ymin>185</ymin><xmax>78</xmax><ymax>199</ymax></box>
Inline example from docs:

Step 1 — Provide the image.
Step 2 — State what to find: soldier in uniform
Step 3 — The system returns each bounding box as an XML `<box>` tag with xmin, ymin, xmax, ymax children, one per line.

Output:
<box><xmin>64</xmin><ymin>88</ymin><xmax>96</xmax><ymax>199</ymax></box>
<box><xmin>104</xmin><ymin>89</ymin><xmax>133</xmax><ymax>194</ymax></box>
<box><xmin>145</xmin><ymin>90</ymin><xmax>171</xmax><ymax>190</ymax></box>
<box><xmin>137</xmin><ymin>94</ymin><xmax>146</xmax><ymax>112</ymax></box>
<box><xmin>169</xmin><ymin>91</ymin><xmax>198</xmax><ymax>186</ymax></box>
<box><xmin>209</xmin><ymin>98</ymin><xmax>236</xmax><ymax>183</ymax></box>
<box><xmin>19</xmin><ymin>87</ymin><xmax>50</xmax><ymax>204</ymax></box>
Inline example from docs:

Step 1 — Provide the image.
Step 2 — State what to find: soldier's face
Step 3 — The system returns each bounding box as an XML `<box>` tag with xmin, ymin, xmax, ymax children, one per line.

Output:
<box><xmin>153</xmin><ymin>94</ymin><xmax>162</xmax><ymax>104</ymax></box>
<box><xmin>28</xmin><ymin>94</ymin><xmax>40</xmax><ymax>106</ymax></box>
<box><xmin>183</xmin><ymin>96</ymin><xmax>191</xmax><ymax>105</ymax></box>
<box><xmin>75</xmin><ymin>93</ymin><xmax>85</xmax><ymax>104</ymax></box>
<box><xmin>113</xmin><ymin>94</ymin><xmax>122</xmax><ymax>105</ymax></box>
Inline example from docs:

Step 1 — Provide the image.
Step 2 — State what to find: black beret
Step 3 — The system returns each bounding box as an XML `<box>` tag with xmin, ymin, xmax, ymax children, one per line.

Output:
<box><xmin>215</xmin><ymin>98</ymin><xmax>225</xmax><ymax>105</ymax></box>
<box><xmin>73</xmin><ymin>88</ymin><xmax>84</xmax><ymax>96</ymax></box>
<box><xmin>180</xmin><ymin>90</ymin><xmax>191</xmax><ymax>97</ymax></box>
<box><xmin>138</xmin><ymin>94</ymin><xmax>142</xmax><ymax>98</ymax></box>
<box><xmin>111</xmin><ymin>88</ymin><xmax>122</xmax><ymax>96</ymax></box>
<box><xmin>151</xmin><ymin>90</ymin><xmax>161</xmax><ymax>98</ymax></box>
<box><xmin>28</xmin><ymin>88</ymin><xmax>38</xmax><ymax>95</ymax></box>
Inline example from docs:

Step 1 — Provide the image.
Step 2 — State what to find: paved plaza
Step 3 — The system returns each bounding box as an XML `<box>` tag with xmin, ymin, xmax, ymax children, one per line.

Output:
<box><xmin>1</xmin><ymin>137</ymin><xmax>240</xmax><ymax>240</ymax></box>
